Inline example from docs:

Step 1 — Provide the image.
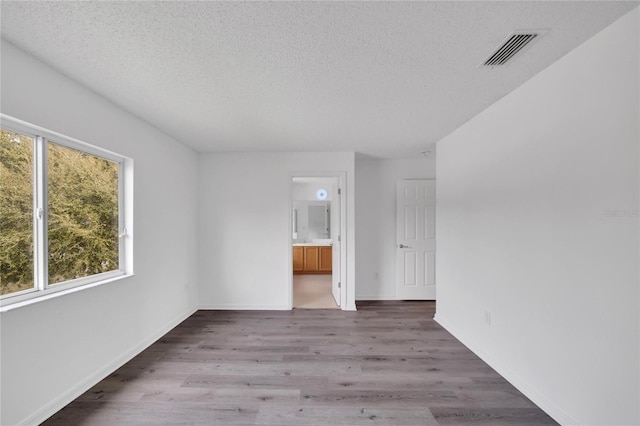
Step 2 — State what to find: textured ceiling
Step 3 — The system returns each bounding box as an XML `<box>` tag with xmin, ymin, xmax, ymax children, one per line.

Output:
<box><xmin>1</xmin><ymin>1</ymin><xmax>637</xmax><ymax>158</ymax></box>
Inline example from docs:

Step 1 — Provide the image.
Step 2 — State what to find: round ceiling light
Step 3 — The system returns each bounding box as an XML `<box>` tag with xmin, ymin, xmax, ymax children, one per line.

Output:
<box><xmin>316</xmin><ymin>188</ymin><xmax>328</xmax><ymax>200</ymax></box>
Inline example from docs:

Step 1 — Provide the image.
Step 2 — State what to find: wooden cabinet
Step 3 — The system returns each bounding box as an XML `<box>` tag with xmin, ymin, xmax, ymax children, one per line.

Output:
<box><xmin>319</xmin><ymin>246</ymin><xmax>332</xmax><ymax>272</ymax></box>
<box><xmin>293</xmin><ymin>245</ymin><xmax>332</xmax><ymax>274</ymax></box>
<box><xmin>293</xmin><ymin>246</ymin><xmax>304</xmax><ymax>272</ymax></box>
<box><xmin>304</xmin><ymin>246</ymin><xmax>320</xmax><ymax>271</ymax></box>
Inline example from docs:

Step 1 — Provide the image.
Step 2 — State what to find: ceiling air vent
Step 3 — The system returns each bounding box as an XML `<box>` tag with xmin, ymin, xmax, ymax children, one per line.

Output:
<box><xmin>483</xmin><ymin>32</ymin><xmax>539</xmax><ymax>66</ymax></box>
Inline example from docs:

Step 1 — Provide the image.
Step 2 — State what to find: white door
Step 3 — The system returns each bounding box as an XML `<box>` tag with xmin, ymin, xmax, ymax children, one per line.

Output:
<box><xmin>396</xmin><ymin>180</ymin><xmax>436</xmax><ymax>300</ymax></box>
<box><xmin>331</xmin><ymin>183</ymin><xmax>341</xmax><ymax>306</ymax></box>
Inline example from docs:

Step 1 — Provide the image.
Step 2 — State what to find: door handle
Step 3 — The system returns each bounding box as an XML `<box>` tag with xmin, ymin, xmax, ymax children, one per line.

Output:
<box><xmin>399</xmin><ymin>244</ymin><xmax>411</xmax><ymax>248</ymax></box>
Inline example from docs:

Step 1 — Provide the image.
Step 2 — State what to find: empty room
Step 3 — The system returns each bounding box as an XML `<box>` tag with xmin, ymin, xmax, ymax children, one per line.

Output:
<box><xmin>0</xmin><ymin>2</ymin><xmax>638</xmax><ymax>425</ymax></box>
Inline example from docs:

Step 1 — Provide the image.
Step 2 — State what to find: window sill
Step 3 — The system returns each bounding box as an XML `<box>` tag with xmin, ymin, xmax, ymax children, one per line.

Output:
<box><xmin>0</xmin><ymin>273</ymin><xmax>134</xmax><ymax>313</ymax></box>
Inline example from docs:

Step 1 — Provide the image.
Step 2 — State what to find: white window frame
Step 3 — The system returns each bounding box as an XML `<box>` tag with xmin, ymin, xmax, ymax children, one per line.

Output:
<box><xmin>0</xmin><ymin>114</ymin><xmax>133</xmax><ymax>311</ymax></box>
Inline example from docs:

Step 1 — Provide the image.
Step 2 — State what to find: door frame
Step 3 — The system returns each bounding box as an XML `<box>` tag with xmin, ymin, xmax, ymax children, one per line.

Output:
<box><xmin>288</xmin><ymin>172</ymin><xmax>347</xmax><ymax>310</ymax></box>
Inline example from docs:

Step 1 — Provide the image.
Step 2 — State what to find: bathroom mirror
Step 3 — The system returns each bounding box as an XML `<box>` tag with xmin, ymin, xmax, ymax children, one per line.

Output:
<box><xmin>308</xmin><ymin>204</ymin><xmax>329</xmax><ymax>239</ymax></box>
<box><xmin>292</xmin><ymin>201</ymin><xmax>330</xmax><ymax>241</ymax></box>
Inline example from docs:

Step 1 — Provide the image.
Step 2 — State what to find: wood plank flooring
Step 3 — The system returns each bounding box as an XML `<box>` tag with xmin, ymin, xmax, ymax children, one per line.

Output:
<box><xmin>42</xmin><ymin>302</ymin><xmax>558</xmax><ymax>425</ymax></box>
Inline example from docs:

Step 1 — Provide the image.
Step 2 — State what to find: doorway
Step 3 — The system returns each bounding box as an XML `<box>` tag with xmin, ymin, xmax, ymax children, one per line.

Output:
<box><xmin>291</xmin><ymin>176</ymin><xmax>342</xmax><ymax>309</ymax></box>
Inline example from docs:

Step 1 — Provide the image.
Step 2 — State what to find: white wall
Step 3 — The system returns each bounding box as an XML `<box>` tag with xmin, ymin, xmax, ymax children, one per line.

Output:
<box><xmin>198</xmin><ymin>152</ymin><xmax>356</xmax><ymax>310</ymax></box>
<box><xmin>0</xmin><ymin>40</ymin><xmax>200</xmax><ymax>426</ymax></box>
<box><xmin>355</xmin><ymin>158</ymin><xmax>436</xmax><ymax>299</ymax></box>
<box><xmin>435</xmin><ymin>9</ymin><xmax>639</xmax><ymax>426</ymax></box>
<box><xmin>292</xmin><ymin>181</ymin><xmax>334</xmax><ymax>201</ymax></box>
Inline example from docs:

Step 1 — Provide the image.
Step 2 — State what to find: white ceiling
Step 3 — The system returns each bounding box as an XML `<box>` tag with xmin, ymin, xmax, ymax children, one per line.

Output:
<box><xmin>1</xmin><ymin>1</ymin><xmax>636</xmax><ymax>159</ymax></box>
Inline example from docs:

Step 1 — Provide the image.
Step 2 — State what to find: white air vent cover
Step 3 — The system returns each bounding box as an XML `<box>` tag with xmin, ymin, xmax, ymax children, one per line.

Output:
<box><xmin>483</xmin><ymin>32</ymin><xmax>541</xmax><ymax>66</ymax></box>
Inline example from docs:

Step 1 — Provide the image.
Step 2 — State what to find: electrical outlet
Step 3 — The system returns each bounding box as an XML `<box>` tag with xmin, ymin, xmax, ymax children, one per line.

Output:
<box><xmin>484</xmin><ymin>310</ymin><xmax>492</xmax><ymax>325</ymax></box>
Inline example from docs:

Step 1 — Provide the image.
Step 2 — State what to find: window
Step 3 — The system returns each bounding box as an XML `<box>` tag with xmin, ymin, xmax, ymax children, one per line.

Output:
<box><xmin>1</xmin><ymin>115</ymin><xmax>131</xmax><ymax>309</ymax></box>
<box><xmin>0</xmin><ymin>129</ymin><xmax>34</xmax><ymax>295</ymax></box>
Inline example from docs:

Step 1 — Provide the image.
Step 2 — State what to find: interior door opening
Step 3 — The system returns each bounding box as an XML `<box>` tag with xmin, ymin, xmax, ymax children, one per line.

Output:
<box><xmin>291</xmin><ymin>176</ymin><xmax>341</xmax><ymax>309</ymax></box>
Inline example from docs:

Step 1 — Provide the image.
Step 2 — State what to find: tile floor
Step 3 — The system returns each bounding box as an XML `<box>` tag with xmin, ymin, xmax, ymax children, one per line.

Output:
<box><xmin>293</xmin><ymin>274</ymin><xmax>339</xmax><ymax>309</ymax></box>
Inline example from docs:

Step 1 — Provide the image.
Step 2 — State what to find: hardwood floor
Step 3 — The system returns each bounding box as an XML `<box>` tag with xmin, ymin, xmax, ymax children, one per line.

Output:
<box><xmin>42</xmin><ymin>302</ymin><xmax>557</xmax><ymax>425</ymax></box>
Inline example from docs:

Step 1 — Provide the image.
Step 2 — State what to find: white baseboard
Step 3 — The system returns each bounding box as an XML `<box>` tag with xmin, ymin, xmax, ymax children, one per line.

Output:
<box><xmin>355</xmin><ymin>295</ymin><xmax>398</xmax><ymax>301</ymax></box>
<box><xmin>434</xmin><ymin>313</ymin><xmax>578</xmax><ymax>426</ymax></box>
<box><xmin>199</xmin><ymin>304</ymin><xmax>290</xmax><ymax>310</ymax></box>
<box><xmin>21</xmin><ymin>307</ymin><xmax>197</xmax><ymax>426</ymax></box>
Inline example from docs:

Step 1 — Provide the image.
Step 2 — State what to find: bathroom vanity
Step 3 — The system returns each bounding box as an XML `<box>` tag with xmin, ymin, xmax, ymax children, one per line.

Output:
<box><xmin>293</xmin><ymin>244</ymin><xmax>332</xmax><ymax>274</ymax></box>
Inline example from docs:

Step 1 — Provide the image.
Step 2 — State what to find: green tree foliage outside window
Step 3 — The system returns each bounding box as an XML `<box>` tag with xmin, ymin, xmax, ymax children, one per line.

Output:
<box><xmin>47</xmin><ymin>142</ymin><xmax>119</xmax><ymax>285</ymax></box>
<box><xmin>0</xmin><ymin>129</ymin><xmax>120</xmax><ymax>296</ymax></box>
<box><xmin>0</xmin><ymin>129</ymin><xmax>34</xmax><ymax>295</ymax></box>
